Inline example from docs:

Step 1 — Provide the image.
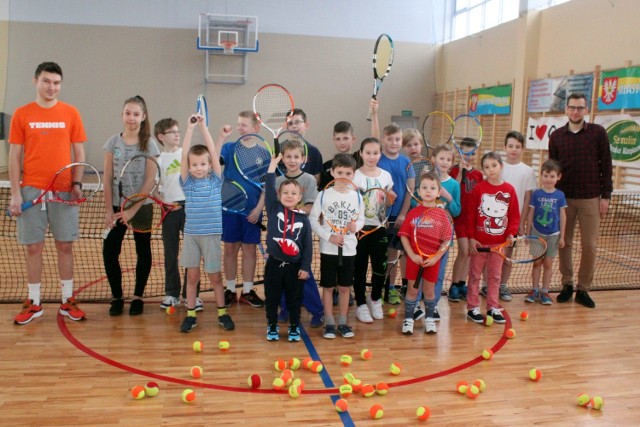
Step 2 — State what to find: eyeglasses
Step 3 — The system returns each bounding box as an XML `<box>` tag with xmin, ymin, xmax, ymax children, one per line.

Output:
<box><xmin>164</xmin><ymin>130</ymin><xmax>180</xmax><ymax>135</ymax></box>
<box><xmin>287</xmin><ymin>120</ymin><xmax>305</xmax><ymax>126</ymax></box>
<box><xmin>567</xmin><ymin>106</ymin><xmax>586</xmax><ymax>112</ymax></box>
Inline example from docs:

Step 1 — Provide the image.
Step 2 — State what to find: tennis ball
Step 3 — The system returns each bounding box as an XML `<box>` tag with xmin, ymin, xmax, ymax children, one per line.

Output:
<box><xmin>181</xmin><ymin>388</ymin><xmax>196</xmax><ymax>403</ymax></box>
<box><xmin>190</xmin><ymin>366</ymin><xmax>203</xmax><ymax>379</ymax></box>
<box><xmin>456</xmin><ymin>380</ymin><xmax>469</xmax><ymax>394</ymax></box>
<box><xmin>416</xmin><ymin>405</ymin><xmax>431</xmax><ymax>421</ymax></box>
<box><xmin>288</xmin><ymin>384</ymin><xmax>302</xmax><ymax>398</ymax></box>
<box><xmin>505</xmin><ymin>328</ymin><xmax>516</xmax><ymax>339</ymax></box>
<box><xmin>484</xmin><ymin>315</ymin><xmax>494</xmax><ymax>326</ymax></box>
<box><xmin>292</xmin><ymin>378</ymin><xmax>305</xmax><ymax>390</ymax></box>
<box><xmin>131</xmin><ymin>385</ymin><xmax>145</xmax><ymax>399</ymax></box>
<box><xmin>576</xmin><ymin>392</ymin><xmax>590</xmax><ymax>407</ymax></box>
<box><xmin>520</xmin><ymin>311</ymin><xmax>529</xmax><ymax>320</ymax></box>
<box><xmin>144</xmin><ymin>381</ymin><xmax>159</xmax><ymax>397</ymax></box>
<box><xmin>192</xmin><ymin>340</ymin><xmax>202</xmax><ymax>352</ymax></box>
<box><xmin>289</xmin><ymin>357</ymin><xmax>301</xmax><ymax>370</ymax></box>
<box><xmin>482</xmin><ymin>349</ymin><xmax>494</xmax><ymax>360</ymax></box>
<box><xmin>339</xmin><ymin>384</ymin><xmax>353</xmax><ymax>398</ymax></box>
<box><xmin>376</xmin><ymin>382</ymin><xmax>389</xmax><ymax>395</ymax></box>
<box><xmin>529</xmin><ymin>368</ymin><xmax>542</xmax><ymax>381</ymax></box>
<box><xmin>360</xmin><ymin>349</ymin><xmax>373</xmax><ymax>360</ymax></box>
<box><xmin>335</xmin><ymin>398</ymin><xmax>349</xmax><ymax>413</ymax></box>
<box><xmin>165</xmin><ymin>306</ymin><xmax>175</xmax><ymax>315</ymax></box>
<box><xmin>388</xmin><ymin>308</ymin><xmax>397</xmax><ymax>318</ymax></box>
<box><xmin>369</xmin><ymin>404</ymin><xmax>384</xmax><ymax>419</ymax></box>
<box><xmin>272</xmin><ymin>377</ymin><xmax>286</xmax><ymax>391</ymax></box>
<box><xmin>351</xmin><ymin>379</ymin><xmax>363</xmax><ymax>393</ymax></box>
<box><xmin>218</xmin><ymin>340</ymin><xmax>230</xmax><ymax>351</ymax></box>
<box><xmin>343</xmin><ymin>373</ymin><xmax>356</xmax><ymax>385</ymax></box>
<box><xmin>590</xmin><ymin>396</ymin><xmax>604</xmax><ymax>410</ymax></box>
<box><xmin>340</xmin><ymin>354</ymin><xmax>353</xmax><ymax>366</ymax></box>
<box><xmin>310</xmin><ymin>361</ymin><xmax>324</xmax><ymax>373</ymax></box>
<box><xmin>473</xmin><ymin>379</ymin><xmax>486</xmax><ymax>392</ymax></box>
<box><xmin>389</xmin><ymin>362</ymin><xmax>402</xmax><ymax>375</ymax></box>
<box><xmin>274</xmin><ymin>359</ymin><xmax>288</xmax><ymax>371</ymax></box>
<box><xmin>361</xmin><ymin>383</ymin><xmax>375</xmax><ymax>397</ymax></box>
<box><xmin>466</xmin><ymin>384</ymin><xmax>480</xmax><ymax>399</ymax></box>
<box><xmin>302</xmin><ymin>357</ymin><xmax>313</xmax><ymax>370</ymax></box>
<box><xmin>280</xmin><ymin>369</ymin><xmax>294</xmax><ymax>386</ymax></box>
<box><xmin>247</xmin><ymin>374</ymin><xmax>261</xmax><ymax>389</ymax></box>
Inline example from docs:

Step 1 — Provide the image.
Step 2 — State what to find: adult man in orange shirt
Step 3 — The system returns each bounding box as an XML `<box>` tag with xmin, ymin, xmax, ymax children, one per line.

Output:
<box><xmin>8</xmin><ymin>62</ymin><xmax>88</xmax><ymax>324</ymax></box>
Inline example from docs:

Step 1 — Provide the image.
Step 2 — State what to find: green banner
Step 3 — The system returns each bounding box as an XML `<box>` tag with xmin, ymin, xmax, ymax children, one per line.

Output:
<box><xmin>469</xmin><ymin>85</ymin><xmax>512</xmax><ymax>115</ymax></box>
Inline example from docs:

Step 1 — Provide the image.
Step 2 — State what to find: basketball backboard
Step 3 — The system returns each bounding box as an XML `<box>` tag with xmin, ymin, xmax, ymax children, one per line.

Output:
<box><xmin>197</xmin><ymin>13</ymin><xmax>259</xmax><ymax>54</ymax></box>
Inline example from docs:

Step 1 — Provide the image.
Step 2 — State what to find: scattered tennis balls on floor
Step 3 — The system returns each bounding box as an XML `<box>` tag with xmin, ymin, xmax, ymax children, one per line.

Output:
<box><xmin>181</xmin><ymin>388</ymin><xmax>196</xmax><ymax>403</ymax></box>
<box><xmin>482</xmin><ymin>349</ymin><xmax>494</xmax><ymax>360</ymax></box>
<box><xmin>360</xmin><ymin>349</ymin><xmax>373</xmax><ymax>360</ymax></box>
<box><xmin>190</xmin><ymin>366</ymin><xmax>203</xmax><ymax>379</ymax></box>
<box><xmin>388</xmin><ymin>308</ymin><xmax>397</xmax><ymax>318</ymax></box>
<box><xmin>144</xmin><ymin>381</ymin><xmax>159</xmax><ymax>397</ymax></box>
<box><xmin>529</xmin><ymin>368</ymin><xmax>542</xmax><ymax>381</ymax></box>
<box><xmin>165</xmin><ymin>306</ymin><xmax>175</xmax><ymax>315</ymax></box>
<box><xmin>335</xmin><ymin>398</ymin><xmax>349</xmax><ymax>412</ymax></box>
<box><xmin>416</xmin><ymin>406</ymin><xmax>430</xmax><ymax>421</ymax></box>
<box><xmin>369</xmin><ymin>404</ymin><xmax>384</xmax><ymax>419</ymax></box>
<box><xmin>192</xmin><ymin>340</ymin><xmax>202</xmax><ymax>352</ymax></box>
<box><xmin>340</xmin><ymin>354</ymin><xmax>353</xmax><ymax>366</ymax></box>
<box><xmin>484</xmin><ymin>315</ymin><xmax>494</xmax><ymax>326</ymax></box>
<box><xmin>520</xmin><ymin>311</ymin><xmax>529</xmax><ymax>320</ymax></box>
<box><xmin>505</xmin><ymin>328</ymin><xmax>516</xmax><ymax>338</ymax></box>
<box><xmin>576</xmin><ymin>392</ymin><xmax>590</xmax><ymax>407</ymax></box>
<box><xmin>218</xmin><ymin>340</ymin><xmax>230</xmax><ymax>351</ymax></box>
<box><xmin>247</xmin><ymin>374</ymin><xmax>261</xmax><ymax>389</ymax></box>
<box><xmin>389</xmin><ymin>362</ymin><xmax>402</xmax><ymax>375</ymax></box>
<box><xmin>131</xmin><ymin>385</ymin><xmax>145</xmax><ymax>399</ymax></box>
<box><xmin>456</xmin><ymin>380</ymin><xmax>469</xmax><ymax>394</ymax></box>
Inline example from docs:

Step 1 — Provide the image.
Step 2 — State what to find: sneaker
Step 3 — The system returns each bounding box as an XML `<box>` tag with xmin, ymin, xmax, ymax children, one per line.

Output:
<box><xmin>224</xmin><ymin>289</ymin><xmax>237</xmax><ymax>307</ymax></box>
<box><xmin>267</xmin><ymin>324</ymin><xmax>280</xmax><ymax>341</ymax></box>
<box><xmin>402</xmin><ymin>318</ymin><xmax>414</xmax><ymax>335</ymax></box>
<box><xmin>218</xmin><ymin>314</ymin><xmax>235</xmax><ymax>330</ymax></box>
<box><xmin>413</xmin><ymin>305</ymin><xmax>425</xmax><ymax>321</ymax></box>
<box><xmin>59</xmin><ymin>297</ymin><xmax>86</xmax><ymax>321</ymax></box>
<box><xmin>479</xmin><ymin>286</ymin><xmax>487</xmax><ymax>298</ymax></box>
<box><xmin>180</xmin><ymin>316</ymin><xmax>197</xmax><ymax>333</ymax></box>
<box><xmin>448</xmin><ymin>285</ymin><xmax>462</xmax><ymax>302</ymax></box>
<box><xmin>356</xmin><ymin>304</ymin><xmax>373</xmax><ymax>323</ymax></box>
<box><xmin>487</xmin><ymin>307</ymin><xmax>506</xmax><ymax>324</ymax></box>
<box><xmin>288</xmin><ymin>324</ymin><xmax>301</xmax><ymax>342</ymax></box>
<box><xmin>369</xmin><ymin>298</ymin><xmax>384</xmax><ymax>320</ymax></box>
<box><xmin>556</xmin><ymin>284</ymin><xmax>574</xmax><ymax>303</ymax></box>
<box><xmin>310</xmin><ymin>313</ymin><xmax>324</xmax><ymax>328</ymax></box>
<box><xmin>323</xmin><ymin>324</ymin><xmax>337</xmax><ymax>339</ymax></box>
<box><xmin>14</xmin><ymin>300</ymin><xmax>43</xmax><ymax>325</ymax></box>
<box><xmin>129</xmin><ymin>299</ymin><xmax>144</xmax><ymax>316</ymax></box>
<box><xmin>195</xmin><ymin>297</ymin><xmax>204</xmax><ymax>312</ymax></box>
<box><xmin>499</xmin><ymin>285</ymin><xmax>513</xmax><ymax>302</ymax></box>
<box><xmin>575</xmin><ymin>290</ymin><xmax>595</xmax><ymax>308</ymax></box>
<box><xmin>240</xmin><ymin>289</ymin><xmax>265</xmax><ymax>308</ymax></box>
<box><xmin>109</xmin><ymin>298</ymin><xmax>124</xmax><ymax>316</ymax></box>
<box><xmin>432</xmin><ymin>307</ymin><xmax>441</xmax><ymax>321</ymax></box>
<box><xmin>277</xmin><ymin>309</ymin><xmax>289</xmax><ymax>323</ymax></box>
<box><xmin>160</xmin><ymin>296</ymin><xmax>180</xmax><ymax>309</ymax></box>
<box><xmin>467</xmin><ymin>307</ymin><xmax>484</xmax><ymax>324</ymax></box>
<box><xmin>425</xmin><ymin>318</ymin><xmax>437</xmax><ymax>334</ymax></box>
<box><xmin>337</xmin><ymin>324</ymin><xmax>354</xmax><ymax>338</ymax></box>
<box><xmin>525</xmin><ymin>289</ymin><xmax>539</xmax><ymax>303</ymax></box>
<box><xmin>388</xmin><ymin>288</ymin><xmax>402</xmax><ymax>305</ymax></box>
<box><xmin>460</xmin><ymin>284</ymin><xmax>468</xmax><ymax>300</ymax></box>
<box><xmin>333</xmin><ymin>288</ymin><xmax>339</xmax><ymax>306</ymax></box>
<box><xmin>540</xmin><ymin>292</ymin><xmax>553</xmax><ymax>305</ymax></box>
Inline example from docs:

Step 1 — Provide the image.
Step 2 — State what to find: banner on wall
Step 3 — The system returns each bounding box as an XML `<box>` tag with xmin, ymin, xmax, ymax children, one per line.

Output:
<box><xmin>468</xmin><ymin>85</ymin><xmax>512</xmax><ymax>115</ymax></box>
<box><xmin>525</xmin><ymin>116</ymin><xmax>575</xmax><ymax>150</ymax></box>
<box><xmin>594</xmin><ymin>114</ymin><xmax>640</xmax><ymax>166</ymax></box>
<box><xmin>527</xmin><ymin>74</ymin><xmax>594</xmax><ymax>113</ymax></box>
<box><xmin>598</xmin><ymin>66</ymin><xmax>640</xmax><ymax>110</ymax></box>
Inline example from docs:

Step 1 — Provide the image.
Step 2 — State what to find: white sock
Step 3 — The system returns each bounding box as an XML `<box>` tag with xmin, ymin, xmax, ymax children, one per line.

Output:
<box><xmin>28</xmin><ymin>283</ymin><xmax>41</xmax><ymax>306</ymax></box>
<box><xmin>242</xmin><ymin>282</ymin><xmax>253</xmax><ymax>294</ymax></box>
<box><xmin>226</xmin><ymin>280</ymin><xmax>236</xmax><ymax>292</ymax></box>
<box><xmin>61</xmin><ymin>279</ymin><xmax>74</xmax><ymax>303</ymax></box>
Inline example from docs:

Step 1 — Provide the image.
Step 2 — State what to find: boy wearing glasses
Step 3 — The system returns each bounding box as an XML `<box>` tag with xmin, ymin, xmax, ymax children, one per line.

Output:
<box><xmin>285</xmin><ymin>108</ymin><xmax>324</xmax><ymax>184</ymax></box>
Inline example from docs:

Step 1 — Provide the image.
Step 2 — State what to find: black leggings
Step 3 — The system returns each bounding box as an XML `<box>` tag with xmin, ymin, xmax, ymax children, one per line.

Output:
<box><xmin>353</xmin><ymin>227</ymin><xmax>388</xmax><ymax>306</ymax></box>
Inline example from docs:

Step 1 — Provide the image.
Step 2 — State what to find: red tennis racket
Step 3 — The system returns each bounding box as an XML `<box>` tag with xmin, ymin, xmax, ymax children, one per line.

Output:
<box><xmin>119</xmin><ymin>193</ymin><xmax>182</xmax><ymax>233</ymax></box>
<box><xmin>476</xmin><ymin>235</ymin><xmax>547</xmax><ymax>265</ymax></box>
<box><xmin>320</xmin><ymin>178</ymin><xmax>361</xmax><ymax>266</ymax></box>
<box><xmin>412</xmin><ymin>208</ymin><xmax>454</xmax><ymax>289</ymax></box>
<box><xmin>253</xmin><ymin>83</ymin><xmax>294</xmax><ymax>156</ymax></box>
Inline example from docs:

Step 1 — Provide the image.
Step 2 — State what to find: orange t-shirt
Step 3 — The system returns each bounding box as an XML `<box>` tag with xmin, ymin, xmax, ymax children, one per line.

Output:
<box><xmin>9</xmin><ymin>101</ymin><xmax>87</xmax><ymax>190</ymax></box>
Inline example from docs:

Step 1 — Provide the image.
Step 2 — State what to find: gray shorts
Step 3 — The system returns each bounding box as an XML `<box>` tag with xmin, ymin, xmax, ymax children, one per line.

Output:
<box><xmin>531</xmin><ymin>228</ymin><xmax>560</xmax><ymax>258</ymax></box>
<box><xmin>17</xmin><ymin>186</ymin><xmax>80</xmax><ymax>245</ymax></box>
<box><xmin>181</xmin><ymin>234</ymin><xmax>222</xmax><ymax>273</ymax></box>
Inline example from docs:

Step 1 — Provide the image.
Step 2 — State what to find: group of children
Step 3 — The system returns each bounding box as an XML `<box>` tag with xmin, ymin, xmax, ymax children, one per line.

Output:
<box><xmin>103</xmin><ymin>95</ymin><xmax>567</xmax><ymax>342</ymax></box>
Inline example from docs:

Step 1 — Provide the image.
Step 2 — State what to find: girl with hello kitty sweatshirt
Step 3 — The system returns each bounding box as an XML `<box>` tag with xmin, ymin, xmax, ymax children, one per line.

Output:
<box><xmin>465</xmin><ymin>152</ymin><xmax>520</xmax><ymax>325</ymax></box>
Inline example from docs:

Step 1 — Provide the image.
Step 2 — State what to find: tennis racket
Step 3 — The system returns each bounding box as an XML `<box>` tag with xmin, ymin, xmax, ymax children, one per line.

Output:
<box><xmin>412</xmin><ymin>208</ymin><xmax>454</xmax><ymax>289</ymax></box>
<box><xmin>117</xmin><ymin>154</ymin><xmax>161</xmax><ymax>203</ymax></box>
<box><xmin>405</xmin><ymin>157</ymin><xmax>435</xmax><ymax>203</ymax></box>
<box><xmin>383</xmin><ymin>249</ymin><xmax>404</xmax><ymax>302</ymax></box>
<box><xmin>358</xmin><ymin>186</ymin><xmax>393</xmax><ymax>239</ymax></box>
<box><xmin>120</xmin><ymin>193</ymin><xmax>181</xmax><ymax>233</ymax></box>
<box><xmin>253</xmin><ymin>83</ymin><xmax>295</xmax><ymax>156</ymax></box>
<box><xmin>422</xmin><ymin>111</ymin><xmax>454</xmax><ymax>149</ymax></box>
<box><xmin>367</xmin><ymin>33</ymin><xmax>394</xmax><ymax>121</ymax></box>
<box><xmin>233</xmin><ymin>134</ymin><xmax>272</xmax><ymax>191</ymax></box>
<box><xmin>221</xmin><ymin>179</ymin><xmax>267</xmax><ymax>231</ymax></box>
<box><xmin>320</xmin><ymin>178</ymin><xmax>361</xmax><ymax>266</ymax></box>
<box><xmin>6</xmin><ymin>162</ymin><xmax>100</xmax><ymax>216</ymax></box>
<box><xmin>452</xmin><ymin>114</ymin><xmax>483</xmax><ymax>156</ymax></box>
<box><xmin>476</xmin><ymin>235</ymin><xmax>547</xmax><ymax>265</ymax></box>
<box><xmin>190</xmin><ymin>94</ymin><xmax>209</xmax><ymax>125</ymax></box>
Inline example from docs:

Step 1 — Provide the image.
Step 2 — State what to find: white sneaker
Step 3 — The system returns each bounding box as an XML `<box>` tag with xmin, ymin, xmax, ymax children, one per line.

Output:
<box><xmin>425</xmin><ymin>317</ymin><xmax>437</xmax><ymax>334</ymax></box>
<box><xmin>356</xmin><ymin>304</ymin><xmax>373</xmax><ymax>323</ymax></box>
<box><xmin>402</xmin><ymin>318</ymin><xmax>414</xmax><ymax>335</ymax></box>
<box><xmin>369</xmin><ymin>298</ymin><xmax>384</xmax><ymax>320</ymax></box>
<box><xmin>195</xmin><ymin>297</ymin><xmax>204</xmax><ymax>312</ymax></box>
<box><xmin>160</xmin><ymin>296</ymin><xmax>180</xmax><ymax>309</ymax></box>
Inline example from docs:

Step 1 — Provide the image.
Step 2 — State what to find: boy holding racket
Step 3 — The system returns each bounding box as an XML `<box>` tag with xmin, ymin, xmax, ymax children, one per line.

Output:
<box><xmin>9</xmin><ymin>62</ymin><xmax>87</xmax><ymax>324</ymax></box>
<box><xmin>285</xmin><ymin>108</ymin><xmax>324</xmax><ymax>183</ymax></box>
<box><xmin>526</xmin><ymin>159</ymin><xmax>567</xmax><ymax>305</ymax></box>
<box><xmin>179</xmin><ymin>114</ymin><xmax>234</xmax><ymax>333</ymax></box>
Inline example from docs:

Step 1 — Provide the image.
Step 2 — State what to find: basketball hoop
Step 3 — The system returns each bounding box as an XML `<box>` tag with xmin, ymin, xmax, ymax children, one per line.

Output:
<box><xmin>221</xmin><ymin>40</ymin><xmax>237</xmax><ymax>55</ymax></box>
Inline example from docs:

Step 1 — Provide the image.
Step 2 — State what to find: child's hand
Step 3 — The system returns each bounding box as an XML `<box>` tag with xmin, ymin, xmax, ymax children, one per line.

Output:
<box><xmin>468</xmin><ymin>238</ymin><xmax>480</xmax><ymax>255</ymax></box>
<box><xmin>218</xmin><ymin>124</ymin><xmax>233</xmax><ymax>139</ymax></box>
<box><xmin>346</xmin><ymin>219</ymin><xmax>357</xmax><ymax>234</ymax></box>
<box><xmin>409</xmin><ymin>252</ymin><xmax>422</xmax><ymax>266</ymax></box>
<box><xmin>439</xmin><ymin>187</ymin><xmax>452</xmax><ymax>202</ymax></box>
<box><xmin>386</xmin><ymin>189</ymin><xmax>397</xmax><ymax>206</ymax></box>
<box><xmin>298</xmin><ymin>270</ymin><xmax>309</xmax><ymax>280</ymax></box>
<box><xmin>247</xmin><ymin>207</ymin><xmax>261</xmax><ymax>224</ymax></box>
<box><xmin>395</xmin><ymin>214</ymin><xmax>405</xmax><ymax>229</ymax></box>
<box><xmin>423</xmin><ymin>256</ymin><xmax>438</xmax><ymax>268</ymax></box>
<box><xmin>268</xmin><ymin>153</ymin><xmax>282</xmax><ymax>173</ymax></box>
<box><xmin>188</xmin><ymin>114</ymin><xmax>201</xmax><ymax>127</ymax></box>
<box><xmin>329</xmin><ymin>233</ymin><xmax>344</xmax><ymax>247</ymax></box>
<box><xmin>369</xmin><ymin>98</ymin><xmax>378</xmax><ymax>113</ymax></box>
<box><xmin>558</xmin><ymin>238</ymin><xmax>565</xmax><ymax>249</ymax></box>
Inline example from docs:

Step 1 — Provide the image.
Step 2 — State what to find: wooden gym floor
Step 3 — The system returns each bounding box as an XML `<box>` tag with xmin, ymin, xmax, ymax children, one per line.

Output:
<box><xmin>0</xmin><ymin>289</ymin><xmax>639</xmax><ymax>426</ymax></box>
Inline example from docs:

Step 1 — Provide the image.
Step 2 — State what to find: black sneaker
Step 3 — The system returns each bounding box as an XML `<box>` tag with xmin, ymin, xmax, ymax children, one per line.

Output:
<box><xmin>239</xmin><ymin>290</ymin><xmax>265</xmax><ymax>308</ymax></box>
<box><xmin>288</xmin><ymin>324</ymin><xmax>301</xmax><ymax>342</ymax></box>
<box><xmin>337</xmin><ymin>324</ymin><xmax>354</xmax><ymax>338</ymax></box>
<box><xmin>109</xmin><ymin>298</ymin><xmax>124</xmax><ymax>316</ymax></box>
<box><xmin>556</xmin><ymin>284</ymin><xmax>574</xmax><ymax>303</ymax></box>
<box><xmin>267</xmin><ymin>323</ymin><xmax>279</xmax><ymax>341</ymax></box>
<box><xmin>224</xmin><ymin>289</ymin><xmax>237</xmax><ymax>307</ymax></box>
<box><xmin>487</xmin><ymin>308</ymin><xmax>506</xmax><ymax>324</ymax></box>
<box><xmin>180</xmin><ymin>316</ymin><xmax>197</xmax><ymax>333</ymax></box>
<box><xmin>323</xmin><ymin>324</ymin><xmax>337</xmax><ymax>339</ymax></box>
<box><xmin>575</xmin><ymin>290</ymin><xmax>595</xmax><ymax>308</ymax></box>
<box><xmin>129</xmin><ymin>299</ymin><xmax>144</xmax><ymax>316</ymax></box>
<box><xmin>467</xmin><ymin>307</ymin><xmax>484</xmax><ymax>324</ymax></box>
<box><xmin>218</xmin><ymin>314</ymin><xmax>235</xmax><ymax>330</ymax></box>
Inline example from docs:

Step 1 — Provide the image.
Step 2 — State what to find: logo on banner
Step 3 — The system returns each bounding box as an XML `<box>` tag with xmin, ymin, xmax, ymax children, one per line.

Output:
<box><xmin>535</xmin><ymin>124</ymin><xmax>548</xmax><ymax>140</ymax></box>
<box><xmin>601</xmin><ymin>77</ymin><xmax>618</xmax><ymax>105</ymax></box>
<box><xmin>469</xmin><ymin>94</ymin><xmax>479</xmax><ymax>112</ymax></box>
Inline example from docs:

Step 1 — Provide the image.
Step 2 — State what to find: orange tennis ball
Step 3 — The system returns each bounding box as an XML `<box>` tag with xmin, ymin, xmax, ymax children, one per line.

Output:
<box><xmin>288</xmin><ymin>357</ymin><xmax>301</xmax><ymax>370</ymax></box>
<box><xmin>351</xmin><ymin>379</ymin><xmax>363</xmax><ymax>393</ymax></box>
<box><xmin>484</xmin><ymin>315</ymin><xmax>494</xmax><ymax>326</ymax></box>
<box><xmin>280</xmin><ymin>369</ymin><xmax>294</xmax><ymax>386</ymax></box>
<box><xmin>360</xmin><ymin>349</ymin><xmax>373</xmax><ymax>360</ymax></box>
<box><xmin>590</xmin><ymin>396</ymin><xmax>604</xmax><ymax>410</ymax></box>
<box><xmin>389</xmin><ymin>362</ymin><xmax>402</xmax><ymax>375</ymax></box>
<box><xmin>456</xmin><ymin>380</ymin><xmax>469</xmax><ymax>394</ymax></box>
<box><xmin>339</xmin><ymin>384</ymin><xmax>353</xmax><ymax>398</ymax></box>
<box><xmin>376</xmin><ymin>382</ymin><xmax>389</xmax><ymax>395</ymax></box>
<box><xmin>192</xmin><ymin>340</ymin><xmax>202</xmax><ymax>352</ymax></box>
<box><xmin>482</xmin><ymin>349</ymin><xmax>494</xmax><ymax>360</ymax></box>
<box><xmin>343</xmin><ymin>373</ymin><xmax>356</xmax><ymax>385</ymax></box>
<box><xmin>302</xmin><ymin>357</ymin><xmax>313</xmax><ymax>370</ymax></box>
<box><xmin>340</xmin><ymin>354</ymin><xmax>353</xmax><ymax>366</ymax></box>
<box><xmin>288</xmin><ymin>384</ymin><xmax>302</xmax><ymax>398</ymax></box>
<box><xmin>218</xmin><ymin>340</ymin><xmax>230</xmax><ymax>351</ymax></box>
<box><xmin>361</xmin><ymin>383</ymin><xmax>375</xmax><ymax>397</ymax></box>
<box><xmin>131</xmin><ymin>385</ymin><xmax>145</xmax><ymax>399</ymax></box>
<box><xmin>416</xmin><ymin>405</ymin><xmax>431</xmax><ymax>421</ymax></box>
<box><xmin>577</xmin><ymin>392</ymin><xmax>590</xmax><ymax>407</ymax></box>
<box><xmin>466</xmin><ymin>384</ymin><xmax>480</xmax><ymax>399</ymax></box>
<box><xmin>310</xmin><ymin>361</ymin><xmax>324</xmax><ymax>373</ymax></box>
<box><xmin>388</xmin><ymin>308</ymin><xmax>397</xmax><ymax>318</ymax></box>
<box><xmin>473</xmin><ymin>379</ymin><xmax>487</xmax><ymax>392</ymax></box>
<box><xmin>165</xmin><ymin>306</ymin><xmax>175</xmax><ymax>315</ymax></box>
<box><xmin>335</xmin><ymin>398</ymin><xmax>349</xmax><ymax>413</ymax></box>
<box><xmin>292</xmin><ymin>378</ymin><xmax>305</xmax><ymax>390</ymax></box>
<box><xmin>505</xmin><ymin>328</ymin><xmax>516</xmax><ymax>339</ymax></box>
<box><xmin>190</xmin><ymin>365</ymin><xmax>203</xmax><ymax>379</ymax></box>
<box><xmin>520</xmin><ymin>311</ymin><xmax>529</xmax><ymax>320</ymax></box>
<box><xmin>272</xmin><ymin>377</ymin><xmax>286</xmax><ymax>391</ymax></box>
<box><xmin>181</xmin><ymin>388</ymin><xmax>196</xmax><ymax>403</ymax></box>
<box><xmin>274</xmin><ymin>359</ymin><xmax>288</xmax><ymax>371</ymax></box>
<box><xmin>529</xmin><ymin>368</ymin><xmax>542</xmax><ymax>381</ymax></box>
<box><xmin>369</xmin><ymin>404</ymin><xmax>384</xmax><ymax>419</ymax></box>
<box><xmin>144</xmin><ymin>381</ymin><xmax>159</xmax><ymax>397</ymax></box>
<box><xmin>247</xmin><ymin>374</ymin><xmax>261</xmax><ymax>389</ymax></box>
